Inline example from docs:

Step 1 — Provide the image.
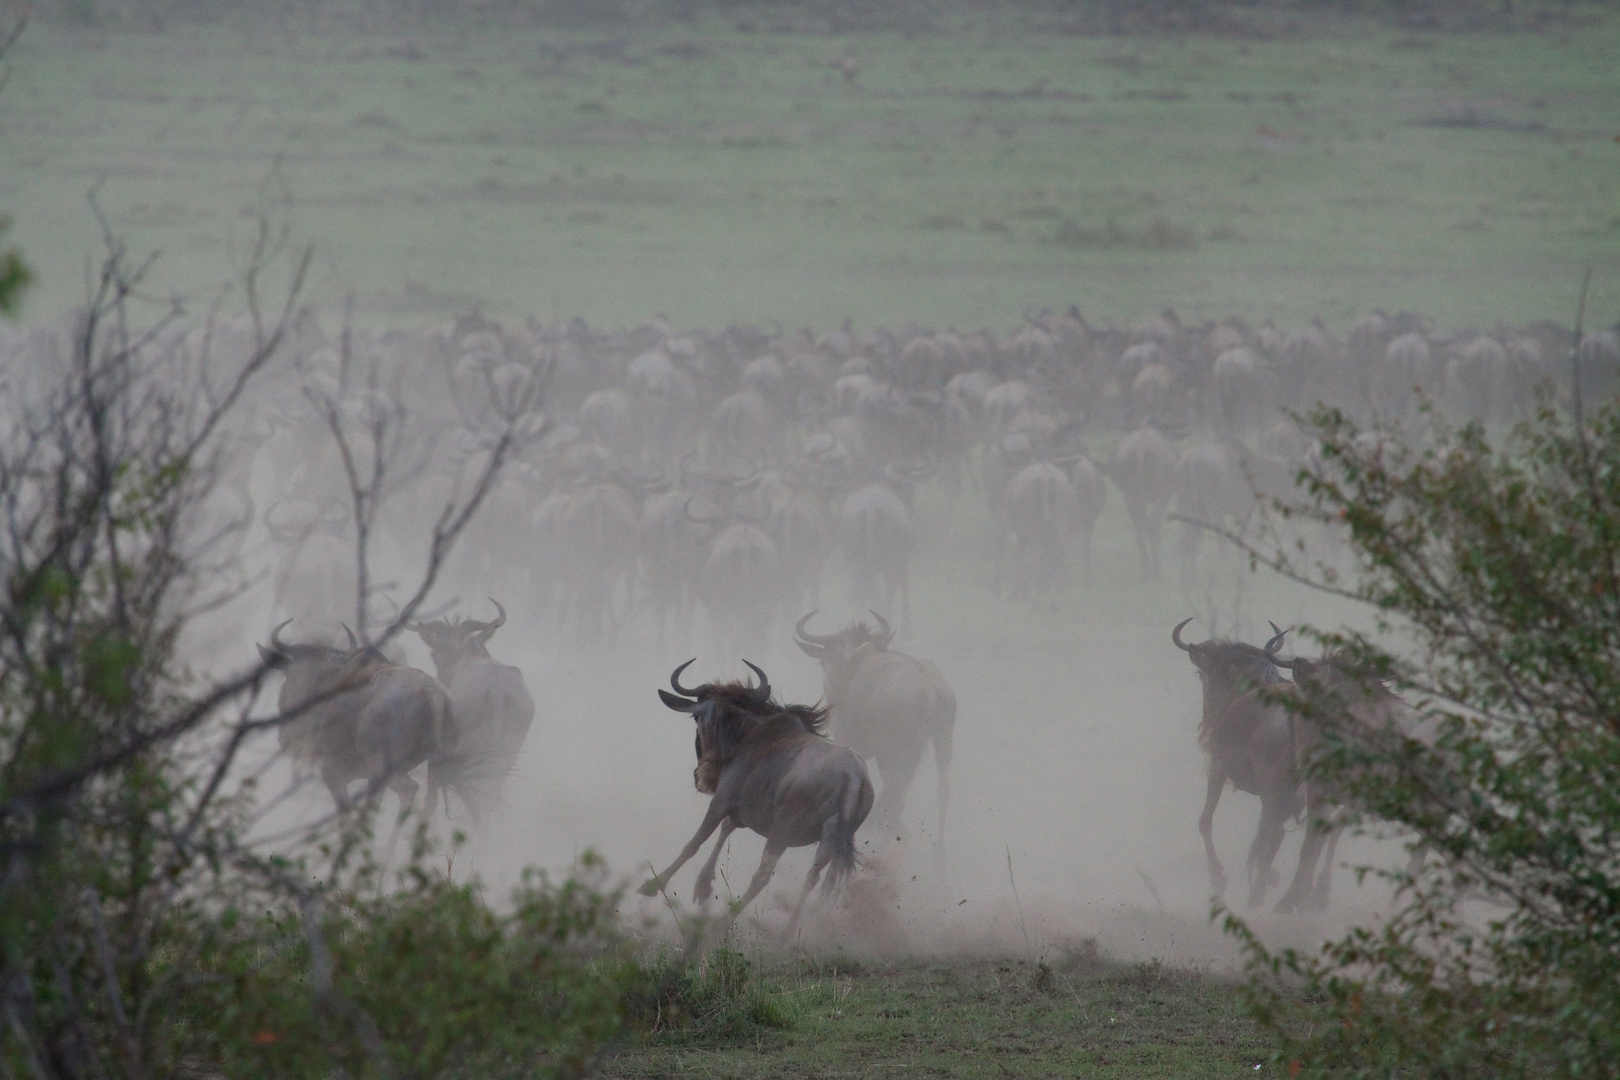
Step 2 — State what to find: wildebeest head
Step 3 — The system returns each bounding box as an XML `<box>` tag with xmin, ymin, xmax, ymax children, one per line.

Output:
<box><xmin>794</xmin><ymin>609</ymin><xmax>895</xmax><ymax>693</ymax></box>
<box><xmin>257</xmin><ymin>619</ymin><xmax>353</xmax><ymax>672</ymax></box>
<box><xmin>411</xmin><ymin>599</ymin><xmax>507</xmax><ymax>671</ymax></box>
<box><xmin>257</xmin><ymin>621</ymin><xmax>385</xmax><ymax>754</ymax></box>
<box><xmin>658</xmin><ymin>658</ymin><xmax>825</xmax><ymax>794</ymax></box>
<box><xmin>1173</xmin><ymin>617</ymin><xmax>1286</xmax><ymax>696</ymax></box>
<box><xmin>1262</xmin><ymin>630</ymin><xmax>1402</xmax><ymax>725</ymax></box>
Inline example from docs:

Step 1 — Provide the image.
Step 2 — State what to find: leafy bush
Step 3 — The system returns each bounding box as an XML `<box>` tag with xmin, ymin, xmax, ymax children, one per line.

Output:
<box><xmin>0</xmin><ymin>222</ymin><xmax>614</xmax><ymax>1078</ymax></box>
<box><xmin>171</xmin><ymin>857</ymin><xmax>629</xmax><ymax>1079</ymax></box>
<box><xmin>1227</xmin><ymin>391</ymin><xmax>1620</xmax><ymax>1078</ymax></box>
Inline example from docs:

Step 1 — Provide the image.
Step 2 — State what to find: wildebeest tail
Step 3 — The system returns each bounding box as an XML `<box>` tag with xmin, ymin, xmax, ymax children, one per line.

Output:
<box><xmin>428</xmin><ymin>700</ymin><xmax>512</xmax><ymax>824</ymax></box>
<box><xmin>429</xmin><ymin>744</ymin><xmax>513</xmax><ymax>825</ymax></box>
<box><xmin>821</xmin><ymin>770</ymin><xmax>875</xmax><ymax>897</ymax></box>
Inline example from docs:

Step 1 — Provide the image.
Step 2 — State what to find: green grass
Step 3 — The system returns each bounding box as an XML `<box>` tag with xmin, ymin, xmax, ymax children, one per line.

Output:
<box><xmin>4</xmin><ymin>4</ymin><xmax>1618</xmax><ymax>332</ymax></box>
<box><xmin>605</xmin><ymin>946</ymin><xmax>1274</xmax><ymax>1078</ymax></box>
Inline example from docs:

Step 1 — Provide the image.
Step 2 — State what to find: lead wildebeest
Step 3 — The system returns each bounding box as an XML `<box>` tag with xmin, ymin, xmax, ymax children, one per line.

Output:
<box><xmin>638</xmin><ymin>660</ymin><xmax>874</xmax><ymax>935</ymax></box>
<box><xmin>1172</xmin><ymin>617</ymin><xmax>1290</xmax><ymax>906</ymax></box>
<box><xmin>794</xmin><ymin>610</ymin><xmax>955</xmax><ymax>861</ymax></box>
<box><xmin>410</xmin><ymin>600</ymin><xmax>536</xmax><ymax>818</ymax></box>
<box><xmin>258</xmin><ymin>622</ymin><xmax>467</xmax><ymax>853</ymax></box>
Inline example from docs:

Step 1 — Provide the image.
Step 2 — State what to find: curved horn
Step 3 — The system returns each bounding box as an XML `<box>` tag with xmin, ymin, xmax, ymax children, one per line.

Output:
<box><xmin>1264</xmin><ymin>627</ymin><xmax>1296</xmax><ymax>670</ymax></box>
<box><xmin>269</xmin><ymin>619</ymin><xmax>294</xmax><ymax>652</ymax></box>
<box><xmin>869</xmin><ymin>609</ymin><xmax>893</xmax><ymax>643</ymax></box>
<box><xmin>669</xmin><ymin>658</ymin><xmax>700</xmax><ymax>699</ymax></box>
<box><xmin>794</xmin><ymin>610</ymin><xmax>838</xmax><ymax>647</ymax></box>
<box><xmin>1269</xmin><ymin>621</ymin><xmax>1284</xmax><ymax>640</ymax></box>
<box><xmin>487</xmin><ymin>599</ymin><xmax>507</xmax><ymax>629</ymax></box>
<box><xmin>342</xmin><ymin>624</ymin><xmax>359</xmax><ymax>651</ymax></box>
<box><xmin>742</xmin><ymin>659</ymin><xmax>771</xmax><ymax>702</ymax></box>
<box><xmin>1171</xmin><ymin>617</ymin><xmax>1195</xmax><ymax>652</ymax></box>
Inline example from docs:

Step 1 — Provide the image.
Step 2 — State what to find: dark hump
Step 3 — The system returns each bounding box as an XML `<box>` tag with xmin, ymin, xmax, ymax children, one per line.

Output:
<box><xmin>1204</xmin><ymin>638</ymin><xmax>1285</xmax><ymax>684</ymax></box>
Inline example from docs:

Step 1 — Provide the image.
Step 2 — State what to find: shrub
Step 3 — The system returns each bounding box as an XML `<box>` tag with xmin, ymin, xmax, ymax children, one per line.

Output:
<box><xmin>1226</xmin><ymin>387</ymin><xmax>1620</xmax><ymax>1078</ymax></box>
<box><xmin>623</xmin><ymin>943</ymin><xmax>793</xmax><ymax>1043</ymax></box>
<box><xmin>0</xmin><ymin>220</ymin><xmax>611</xmax><ymax>1078</ymax></box>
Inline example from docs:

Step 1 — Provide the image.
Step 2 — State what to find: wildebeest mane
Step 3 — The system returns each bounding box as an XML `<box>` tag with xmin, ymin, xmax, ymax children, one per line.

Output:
<box><xmin>781</xmin><ymin>702</ymin><xmax>830</xmax><ymax>735</ymax></box>
<box><xmin>700</xmin><ymin>681</ymin><xmax>830</xmax><ymax>756</ymax></box>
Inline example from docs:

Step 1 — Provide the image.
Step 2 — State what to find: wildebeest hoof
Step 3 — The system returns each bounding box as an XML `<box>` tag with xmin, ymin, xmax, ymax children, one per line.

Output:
<box><xmin>1274</xmin><ymin>893</ymin><xmax>1299</xmax><ymax>915</ymax></box>
<box><xmin>637</xmin><ymin>879</ymin><xmax>661</xmax><ymax>897</ymax></box>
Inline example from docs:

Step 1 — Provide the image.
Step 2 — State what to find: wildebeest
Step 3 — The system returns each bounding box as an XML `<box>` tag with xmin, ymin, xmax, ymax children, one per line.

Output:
<box><xmin>410</xmin><ymin>600</ymin><xmax>536</xmax><ymax>818</ymax></box>
<box><xmin>638</xmin><ymin>660</ymin><xmax>874</xmax><ymax>935</ymax></box>
<box><xmin>837</xmin><ymin>474</ymin><xmax>917</xmax><ymax>631</ymax></box>
<box><xmin>1172</xmin><ymin>617</ymin><xmax>1290</xmax><ymax>906</ymax></box>
<box><xmin>558</xmin><ymin>476</ymin><xmax>640</xmax><ymax>647</ymax></box>
<box><xmin>258</xmin><ymin>622</ymin><xmax>465</xmax><ymax>853</ymax></box>
<box><xmin>1190</xmin><ymin>621</ymin><xmax>1407</xmax><ymax>913</ymax></box>
<box><xmin>794</xmin><ymin>610</ymin><xmax>955</xmax><ymax>858</ymax></box>
<box><xmin>1001</xmin><ymin>459</ymin><xmax>1080</xmax><ymax>602</ymax></box>
<box><xmin>264</xmin><ymin>498</ymin><xmax>355</xmax><ymax>637</ymax></box>
<box><xmin>1259</xmin><ymin>633</ymin><xmax>1411</xmax><ymax>914</ymax></box>
<box><xmin>1105</xmin><ymin>427</ymin><xmax>1176</xmax><ymax>582</ymax></box>
<box><xmin>688</xmin><ymin>491</ymin><xmax>783</xmax><ymax>661</ymax></box>
<box><xmin>1171</xmin><ymin>443</ymin><xmax>1256</xmax><ymax>592</ymax></box>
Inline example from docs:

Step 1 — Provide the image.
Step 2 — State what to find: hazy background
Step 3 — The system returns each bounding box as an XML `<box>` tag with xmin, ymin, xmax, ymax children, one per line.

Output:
<box><xmin>4</xmin><ymin>0</ymin><xmax>1618</xmax><ymax>965</ymax></box>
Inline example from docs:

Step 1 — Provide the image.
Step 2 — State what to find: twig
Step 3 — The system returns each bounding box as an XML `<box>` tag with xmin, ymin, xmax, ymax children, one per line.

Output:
<box><xmin>1005</xmin><ymin>845</ymin><xmax>1033</xmax><ymax>960</ymax></box>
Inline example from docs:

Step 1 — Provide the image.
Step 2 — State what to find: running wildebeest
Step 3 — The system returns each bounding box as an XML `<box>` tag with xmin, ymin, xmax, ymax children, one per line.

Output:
<box><xmin>1172</xmin><ymin>617</ymin><xmax>1292</xmax><ymax>906</ymax></box>
<box><xmin>638</xmin><ymin>660</ymin><xmax>874</xmax><ymax>935</ymax></box>
<box><xmin>410</xmin><ymin>599</ymin><xmax>536</xmax><ymax>818</ymax></box>
<box><xmin>794</xmin><ymin>610</ymin><xmax>955</xmax><ymax>860</ymax></box>
<box><xmin>1258</xmin><ymin>632</ymin><xmax>1412</xmax><ymax>914</ymax></box>
<box><xmin>259</xmin><ymin>622</ymin><xmax>467</xmax><ymax>854</ymax></box>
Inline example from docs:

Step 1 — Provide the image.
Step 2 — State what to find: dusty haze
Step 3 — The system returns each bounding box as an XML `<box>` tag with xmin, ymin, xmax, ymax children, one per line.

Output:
<box><xmin>6</xmin><ymin>0</ymin><xmax>1617</xmax><ymax>971</ymax></box>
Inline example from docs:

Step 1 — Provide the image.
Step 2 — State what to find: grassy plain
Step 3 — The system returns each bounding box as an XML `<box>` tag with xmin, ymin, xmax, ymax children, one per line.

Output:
<box><xmin>3</xmin><ymin>4</ymin><xmax>1618</xmax><ymax>332</ymax></box>
<box><xmin>604</xmin><ymin>948</ymin><xmax>1273</xmax><ymax>1079</ymax></box>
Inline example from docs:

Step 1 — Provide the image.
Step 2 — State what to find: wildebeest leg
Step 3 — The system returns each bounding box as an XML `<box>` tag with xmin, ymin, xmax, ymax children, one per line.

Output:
<box><xmin>784</xmin><ymin>838</ymin><xmax>835</xmax><ymax>939</ymax></box>
<box><xmin>1145</xmin><ymin>515</ymin><xmax>1163</xmax><ymax>582</ymax></box>
<box><xmin>873</xmin><ymin>742</ymin><xmax>925</xmax><ymax>841</ymax></box>
<box><xmin>1198</xmin><ymin>768</ymin><xmax>1228</xmax><ymax>898</ymax></box>
<box><xmin>1275</xmin><ymin>809</ymin><xmax>1334</xmax><ymax>915</ymax></box>
<box><xmin>1308</xmin><ymin>824</ymin><xmax>1342</xmax><ymax>912</ymax></box>
<box><xmin>691</xmin><ymin>818</ymin><xmax>739</xmax><ymax>907</ymax></box>
<box><xmin>727</xmin><ymin>838</ymin><xmax>788</xmax><ymax>924</ymax></box>
<box><xmin>382</xmin><ymin>771</ymin><xmax>420</xmax><ymax>864</ymax></box>
<box><xmin>321</xmin><ymin>764</ymin><xmax>352</xmax><ymax>814</ymax></box>
<box><xmin>1245</xmin><ymin>794</ymin><xmax>1289</xmax><ymax>909</ymax></box>
<box><xmin>898</xmin><ymin>568</ymin><xmax>911</xmax><ymax>636</ymax></box>
<box><xmin>1179</xmin><ymin>521</ymin><xmax>1201</xmax><ymax>592</ymax></box>
<box><xmin>932</xmin><ymin>726</ymin><xmax>954</xmax><ymax>879</ymax></box>
<box><xmin>638</xmin><ymin>802</ymin><xmax>728</xmax><ymax>897</ymax></box>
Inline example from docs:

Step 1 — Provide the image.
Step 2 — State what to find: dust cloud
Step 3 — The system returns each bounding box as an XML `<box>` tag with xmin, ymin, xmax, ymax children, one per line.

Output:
<box><xmin>158</xmin><ymin>333</ymin><xmax>1415</xmax><ymax>974</ymax></box>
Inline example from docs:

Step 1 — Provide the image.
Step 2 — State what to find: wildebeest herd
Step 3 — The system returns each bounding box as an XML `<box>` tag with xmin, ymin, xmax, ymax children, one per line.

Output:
<box><xmin>7</xmin><ymin>302</ymin><xmax>1608</xmax><ymax>924</ymax></box>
